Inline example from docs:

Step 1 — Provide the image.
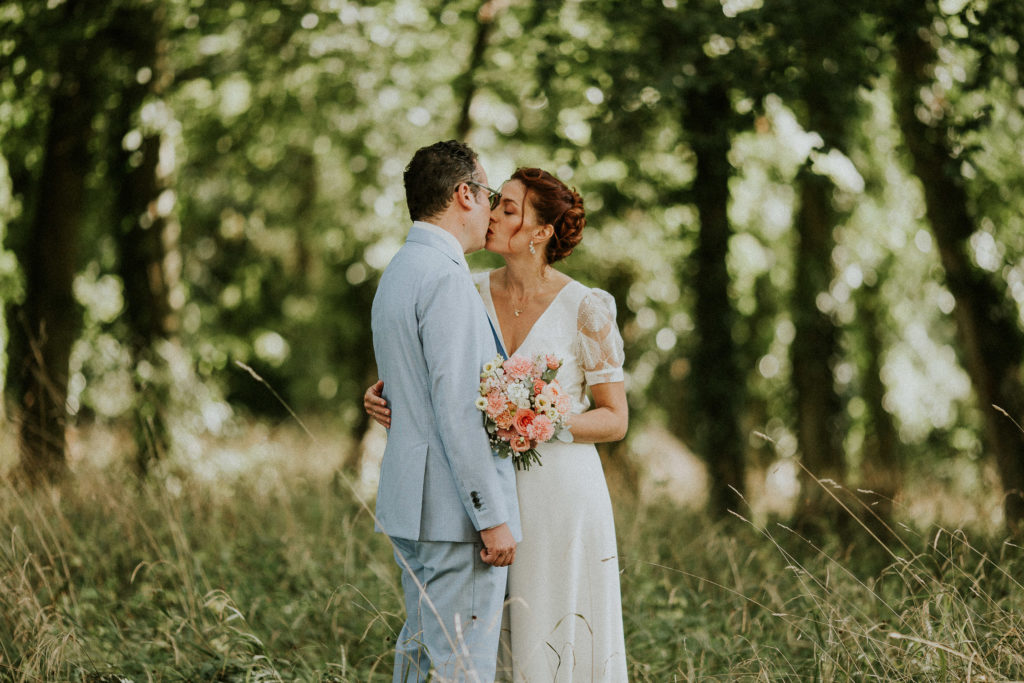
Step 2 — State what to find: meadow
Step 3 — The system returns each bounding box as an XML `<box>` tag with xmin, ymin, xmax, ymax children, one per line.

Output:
<box><xmin>1</xmin><ymin>421</ymin><xmax>1022</xmax><ymax>682</ymax></box>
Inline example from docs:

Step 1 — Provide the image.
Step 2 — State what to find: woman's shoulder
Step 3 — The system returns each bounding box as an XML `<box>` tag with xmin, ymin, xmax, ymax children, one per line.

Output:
<box><xmin>562</xmin><ymin>277</ymin><xmax>614</xmax><ymax>307</ymax></box>
<box><xmin>565</xmin><ymin>281</ymin><xmax>618</xmax><ymax>335</ymax></box>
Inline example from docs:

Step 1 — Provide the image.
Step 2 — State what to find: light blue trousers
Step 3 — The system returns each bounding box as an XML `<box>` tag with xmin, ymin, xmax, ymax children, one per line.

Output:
<box><xmin>391</xmin><ymin>537</ymin><xmax>508</xmax><ymax>683</ymax></box>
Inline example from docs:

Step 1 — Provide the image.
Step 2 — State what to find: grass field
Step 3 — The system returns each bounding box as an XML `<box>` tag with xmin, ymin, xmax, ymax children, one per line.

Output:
<box><xmin>1</xmin><ymin>421</ymin><xmax>1022</xmax><ymax>681</ymax></box>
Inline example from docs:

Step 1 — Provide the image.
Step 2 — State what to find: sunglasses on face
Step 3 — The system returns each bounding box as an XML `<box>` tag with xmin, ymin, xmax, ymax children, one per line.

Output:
<box><xmin>467</xmin><ymin>180</ymin><xmax>502</xmax><ymax>210</ymax></box>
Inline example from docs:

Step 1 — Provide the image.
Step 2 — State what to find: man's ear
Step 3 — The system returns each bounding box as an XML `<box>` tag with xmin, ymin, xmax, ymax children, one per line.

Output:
<box><xmin>453</xmin><ymin>182</ymin><xmax>475</xmax><ymax>210</ymax></box>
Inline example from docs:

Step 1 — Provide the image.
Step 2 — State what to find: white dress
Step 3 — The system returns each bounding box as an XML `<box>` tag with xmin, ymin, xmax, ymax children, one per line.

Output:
<box><xmin>474</xmin><ymin>271</ymin><xmax>629</xmax><ymax>683</ymax></box>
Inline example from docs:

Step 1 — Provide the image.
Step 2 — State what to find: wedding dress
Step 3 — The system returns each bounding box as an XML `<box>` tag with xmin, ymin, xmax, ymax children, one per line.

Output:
<box><xmin>474</xmin><ymin>271</ymin><xmax>629</xmax><ymax>682</ymax></box>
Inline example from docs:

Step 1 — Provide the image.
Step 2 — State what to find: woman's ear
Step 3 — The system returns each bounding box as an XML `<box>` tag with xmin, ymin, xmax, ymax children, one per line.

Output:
<box><xmin>535</xmin><ymin>224</ymin><xmax>555</xmax><ymax>242</ymax></box>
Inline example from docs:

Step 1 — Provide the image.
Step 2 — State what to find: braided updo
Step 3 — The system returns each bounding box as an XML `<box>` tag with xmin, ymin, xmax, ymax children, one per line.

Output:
<box><xmin>511</xmin><ymin>167</ymin><xmax>585</xmax><ymax>263</ymax></box>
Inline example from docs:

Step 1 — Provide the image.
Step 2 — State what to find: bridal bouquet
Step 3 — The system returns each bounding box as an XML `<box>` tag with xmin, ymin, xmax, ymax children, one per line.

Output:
<box><xmin>476</xmin><ymin>353</ymin><xmax>572</xmax><ymax>470</ymax></box>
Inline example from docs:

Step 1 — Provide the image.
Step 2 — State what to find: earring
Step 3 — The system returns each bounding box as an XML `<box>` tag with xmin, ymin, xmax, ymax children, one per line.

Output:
<box><xmin>529</xmin><ymin>241</ymin><xmax>536</xmax><ymax>255</ymax></box>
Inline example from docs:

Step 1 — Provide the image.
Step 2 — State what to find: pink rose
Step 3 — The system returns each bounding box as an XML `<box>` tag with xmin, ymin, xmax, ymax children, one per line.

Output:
<box><xmin>529</xmin><ymin>414</ymin><xmax>555</xmax><ymax>442</ymax></box>
<box><xmin>546</xmin><ymin>354</ymin><xmax>560</xmax><ymax>370</ymax></box>
<box><xmin>495</xmin><ymin>408</ymin><xmax>515</xmax><ymax>429</ymax></box>
<box><xmin>497</xmin><ymin>427</ymin><xmax>517</xmax><ymax>442</ymax></box>
<box><xmin>486</xmin><ymin>391</ymin><xmax>507</xmax><ymax>418</ymax></box>
<box><xmin>509</xmin><ymin>434</ymin><xmax>532</xmax><ymax>453</ymax></box>
<box><xmin>503</xmin><ymin>354</ymin><xmax>534</xmax><ymax>381</ymax></box>
<box><xmin>513</xmin><ymin>408</ymin><xmax>536</xmax><ymax>437</ymax></box>
<box><xmin>533</xmin><ymin>379</ymin><xmax>547</xmax><ymax>395</ymax></box>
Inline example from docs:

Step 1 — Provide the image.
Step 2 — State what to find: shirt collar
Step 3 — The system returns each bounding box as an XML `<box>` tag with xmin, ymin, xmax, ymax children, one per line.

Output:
<box><xmin>412</xmin><ymin>221</ymin><xmax>469</xmax><ymax>272</ymax></box>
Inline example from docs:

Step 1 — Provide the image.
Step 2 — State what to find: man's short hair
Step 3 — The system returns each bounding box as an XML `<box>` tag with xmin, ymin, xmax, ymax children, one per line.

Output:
<box><xmin>404</xmin><ymin>140</ymin><xmax>479</xmax><ymax>221</ymax></box>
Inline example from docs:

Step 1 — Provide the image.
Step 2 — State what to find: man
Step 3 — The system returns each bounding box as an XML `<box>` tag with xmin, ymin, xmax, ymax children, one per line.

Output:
<box><xmin>370</xmin><ymin>140</ymin><xmax>520</xmax><ymax>682</ymax></box>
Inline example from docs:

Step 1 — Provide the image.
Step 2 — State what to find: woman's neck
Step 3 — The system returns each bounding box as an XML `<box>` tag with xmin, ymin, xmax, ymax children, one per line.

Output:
<box><xmin>502</xmin><ymin>257</ymin><xmax>549</xmax><ymax>295</ymax></box>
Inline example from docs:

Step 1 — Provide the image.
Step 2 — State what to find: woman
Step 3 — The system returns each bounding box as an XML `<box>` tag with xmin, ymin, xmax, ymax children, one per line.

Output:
<box><xmin>366</xmin><ymin>167</ymin><xmax>629</xmax><ymax>682</ymax></box>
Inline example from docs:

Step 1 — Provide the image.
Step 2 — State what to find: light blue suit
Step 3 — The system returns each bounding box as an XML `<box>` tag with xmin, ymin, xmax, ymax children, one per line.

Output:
<box><xmin>371</xmin><ymin>223</ymin><xmax>520</xmax><ymax>682</ymax></box>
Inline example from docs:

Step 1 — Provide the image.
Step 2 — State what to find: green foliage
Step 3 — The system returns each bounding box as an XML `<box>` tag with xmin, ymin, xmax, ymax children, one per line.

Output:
<box><xmin>0</xmin><ymin>159</ymin><xmax>23</xmax><ymax>388</ymax></box>
<box><xmin>1</xmin><ymin>0</ymin><xmax>1023</xmax><ymax>516</ymax></box>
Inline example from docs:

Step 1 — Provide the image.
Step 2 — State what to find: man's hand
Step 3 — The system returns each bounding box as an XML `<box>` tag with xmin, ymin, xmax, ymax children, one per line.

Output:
<box><xmin>363</xmin><ymin>380</ymin><xmax>391</xmax><ymax>428</ymax></box>
<box><xmin>479</xmin><ymin>523</ymin><xmax>516</xmax><ymax>567</ymax></box>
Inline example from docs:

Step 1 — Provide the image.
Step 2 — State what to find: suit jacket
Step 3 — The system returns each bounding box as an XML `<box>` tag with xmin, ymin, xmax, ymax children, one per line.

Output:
<box><xmin>371</xmin><ymin>224</ymin><xmax>520</xmax><ymax>542</ymax></box>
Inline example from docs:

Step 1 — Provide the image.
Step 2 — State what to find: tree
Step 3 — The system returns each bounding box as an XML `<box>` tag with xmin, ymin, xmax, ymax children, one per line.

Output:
<box><xmin>107</xmin><ymin>0</ymin><xmax>177</xmax><ymax>474</ymax></box>
<box><xmin>762</xmin><ymin>0</ymin><xmax>878</xmax><ymax>529</ymax></box>
<box><xmin>887</xmin><ymin>0</ymin><xmax>1024</xmax><ymax>532</ymax></box>
<box><xmin>13</xmin><ymin>0</ymin><xmax>109</xmax><ymax>484</ymax></box>
<box><xmin>455</xmin><ymin>1</ymin><xmax>510</xmax><ymax>140</ymax></box>
<box><xmin>681</xmin><ymin>71</ymin><xmax>748</xmax><ymax>516</ymax></box>
<box><xmin>854</xmin><ymin>271</ymin><xmax>902</xmax><ymax>537</ymax></box>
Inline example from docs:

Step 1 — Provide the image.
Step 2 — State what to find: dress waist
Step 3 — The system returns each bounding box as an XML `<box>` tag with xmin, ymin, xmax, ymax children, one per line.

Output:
<box><xmin>534</xmin><ymin>440</ymin><xmax>598</xmax><ymax>457</ymax></box>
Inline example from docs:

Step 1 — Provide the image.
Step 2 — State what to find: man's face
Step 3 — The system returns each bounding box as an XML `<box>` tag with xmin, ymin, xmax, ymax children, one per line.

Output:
<box><xmin>466</xmin><ymin>161</ymin><xmax>492</xmax><ymax>252</ymax></box>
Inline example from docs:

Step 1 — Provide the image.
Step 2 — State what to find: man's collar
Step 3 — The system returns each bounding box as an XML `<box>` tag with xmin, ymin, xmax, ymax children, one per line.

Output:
<box><xmin>411</xmin><ymin>221</ymin><xmax>469</xmax><ymax>272</ymax></box>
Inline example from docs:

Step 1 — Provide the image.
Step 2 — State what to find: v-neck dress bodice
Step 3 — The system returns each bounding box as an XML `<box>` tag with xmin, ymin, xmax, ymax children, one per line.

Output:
<box><xmin>472</xmin><ymin>270</ymin><xmax>629</xmax><ymax>682</ymax></box>
<box><xmin>476</xmin><ymin>272</ymin><xmax>624</xmax><ymax>418</ymax></box>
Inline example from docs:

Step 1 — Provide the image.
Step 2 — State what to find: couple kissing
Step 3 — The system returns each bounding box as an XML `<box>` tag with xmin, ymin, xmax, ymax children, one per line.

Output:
<box><xmin>368</xmin><ymin>140</ymin><xmax>628</xmax><ymax>682</ymax></box>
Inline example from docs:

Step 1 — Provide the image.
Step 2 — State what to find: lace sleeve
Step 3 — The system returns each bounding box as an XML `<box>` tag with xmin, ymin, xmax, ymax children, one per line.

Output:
<box><xmin>576</xmin><ymin>288</ymin><xmax>625</xmax><ymax>385</ymax></box>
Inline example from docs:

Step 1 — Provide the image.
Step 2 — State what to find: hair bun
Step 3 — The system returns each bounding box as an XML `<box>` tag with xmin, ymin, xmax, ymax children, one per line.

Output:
<box><xmin>549</xmin><ymin>192</ymin><xmax>585</xmax><ymax>263</ymax></box>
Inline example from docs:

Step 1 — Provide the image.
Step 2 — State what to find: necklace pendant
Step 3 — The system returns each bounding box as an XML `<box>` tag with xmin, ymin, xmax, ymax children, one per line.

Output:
<box><xmin>514</xmin><ymin>309</ymin><xmax>521</xmax><ymax>317</ymax></box>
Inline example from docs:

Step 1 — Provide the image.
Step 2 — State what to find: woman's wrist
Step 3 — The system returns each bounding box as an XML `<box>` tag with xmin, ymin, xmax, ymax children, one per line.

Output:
<box><xmin>556</xmin><ymin>419</ymin><xmax>574</xmax><ymax>443</ymax></box>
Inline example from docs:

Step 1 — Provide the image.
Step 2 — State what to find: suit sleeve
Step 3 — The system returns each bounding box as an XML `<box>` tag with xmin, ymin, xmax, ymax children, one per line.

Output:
<box><xmin>419</xmin><ymin>269</ymin><xmax>510</xmax><ymax>532</ymax></box>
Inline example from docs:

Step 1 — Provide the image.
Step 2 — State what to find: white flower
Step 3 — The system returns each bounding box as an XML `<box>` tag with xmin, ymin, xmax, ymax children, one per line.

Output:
<box><xmin>482</xmin><ymin>360</ymin><xmax>498</xmax><ymax>375</ymax></box>
<box><xmin>506</xmin><ymin>382</ymin><xmax>530</xmax><ymax>409</ymax></box>
<box><xmin>535</xmin><ymin>395</ymin><xmax>551</xmax><ymax>411</ymax></box>
<box><xmin>475</xmin><ymin>396</ymin><xmax>488</xmax><ymax>411</ymax></box>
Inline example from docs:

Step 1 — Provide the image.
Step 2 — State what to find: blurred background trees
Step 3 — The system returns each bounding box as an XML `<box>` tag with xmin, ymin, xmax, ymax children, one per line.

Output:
<box><xmin>1</xmin><ymin>0</ymin><xmax>1023</xmax><ymax>534</ymax></box>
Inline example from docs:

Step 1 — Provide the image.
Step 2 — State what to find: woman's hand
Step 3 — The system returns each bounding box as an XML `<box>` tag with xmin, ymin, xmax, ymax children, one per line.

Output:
<box><xmin>364</xmin><ymin>380</ymin><xmax>392</xmax><ymax>428</ymax></box>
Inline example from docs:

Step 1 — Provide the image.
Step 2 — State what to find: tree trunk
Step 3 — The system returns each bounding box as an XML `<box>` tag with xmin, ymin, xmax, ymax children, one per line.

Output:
<box><xmin>855</xmin><ymin>276</ymin><xmax>901</xmax><ymax>539</ymax></box>
<box><xmin>892</xmin><ymin>15</ymin><xmax>1024</xmax><ymax>533</ymax></box>
<box><xmin>109</xmin><ymin>1</ymin><xmax>176</xmax><ymax>476</ymax></box>
<box><xmin>16</xmin><ymin>1</ymin><xmax>98</xmax><ymax>484</ymax></box>
<box><xmin>681</xmin><ymin>80</ymin><xmax>746</xmax><ymax>516</ymax></box>
<box><xmin>790</xmin><ymin>168</ymin><xmax>846</xmax><ymax>520</ymax></box>
<box><xmin>454</xmin><ymin>1</ymin><xmax>507</xmax><ymax>139</ymax></box>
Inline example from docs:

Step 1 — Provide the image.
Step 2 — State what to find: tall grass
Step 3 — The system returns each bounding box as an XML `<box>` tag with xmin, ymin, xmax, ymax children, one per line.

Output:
<box><xmin>0</xmin><ymin>421</ymin><xmax>402</xmax><ymax>681</ymax></box>
<box><xmin>1</xmin><ymin>422</ymin><xmax>1022</xmax><ymax>681</ymax></box>
<box><xmin>619</xmin><ymin>493</ymin><xmax>1024</xmax><ymax>681</ymax></box>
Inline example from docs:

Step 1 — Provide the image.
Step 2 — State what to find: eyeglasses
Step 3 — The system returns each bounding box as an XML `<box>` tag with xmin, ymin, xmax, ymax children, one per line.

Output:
<box><xmin>467</xmin><ymin>180</ymin><xmax>502</xmax><ymax>210</ymax></box>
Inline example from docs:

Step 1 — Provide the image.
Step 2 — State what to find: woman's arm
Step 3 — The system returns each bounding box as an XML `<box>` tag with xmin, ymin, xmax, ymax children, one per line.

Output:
<box><xmin>570</xmin><ymin>287</ymin><xmax>628</xmax><ymax>444</ymax></box>
<box><xmin>564</xmin><ymin>381</ymin><xmax>628</xmax><ymax>443</ymax></box>
<box><xmin>365</xmin><ymin>378</ymin><xmax>627</xmax><ymax>443</ymax></box>
<box><xmin>363</xmin><ymin>380</ymin><xmax>391</xmax><ymax>428</ymax></box>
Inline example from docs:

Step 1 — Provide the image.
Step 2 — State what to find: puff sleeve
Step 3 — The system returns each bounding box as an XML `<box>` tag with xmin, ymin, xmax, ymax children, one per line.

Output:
<box><xmin>576</xmin><ymin>288</ymin><xmax>625</xmax><ymax>386</ymax></box>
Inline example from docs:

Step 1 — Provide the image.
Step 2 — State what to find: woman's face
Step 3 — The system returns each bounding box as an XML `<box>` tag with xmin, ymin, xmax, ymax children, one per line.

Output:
<box><xmin>485</xmin><ymin>179</ymin><xmax>539</xmax><ymax>256</ymax></box>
